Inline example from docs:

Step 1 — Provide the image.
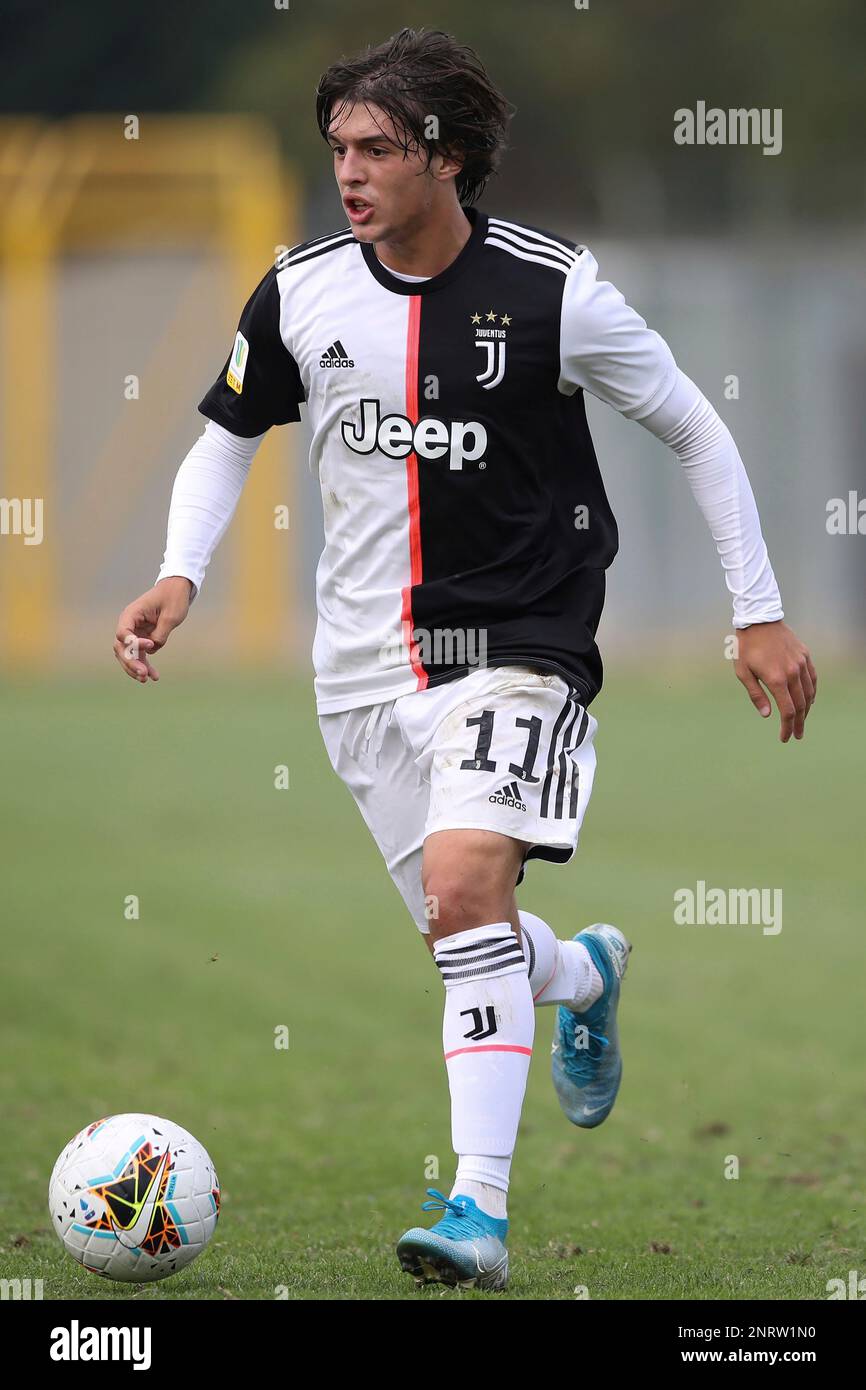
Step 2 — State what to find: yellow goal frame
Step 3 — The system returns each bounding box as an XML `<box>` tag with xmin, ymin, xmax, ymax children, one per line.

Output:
<box><xmin>0</xmin><ymin>115</ymin><xmax>300</xmax><ymax>668</ymax></box>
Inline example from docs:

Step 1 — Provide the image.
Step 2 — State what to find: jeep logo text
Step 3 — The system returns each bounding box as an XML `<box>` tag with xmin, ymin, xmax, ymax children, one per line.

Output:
<box><xmin>342</xmin><ymin>398</ymin><xmax>487</xmax><ymax>471</ymax></box>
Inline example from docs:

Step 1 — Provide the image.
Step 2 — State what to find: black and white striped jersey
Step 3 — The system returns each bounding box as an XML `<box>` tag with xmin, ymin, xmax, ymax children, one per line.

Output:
<box><xmin>199</xmin><ymin>206</ymin><xmax>678</xmax><ymax>713</ymax></box>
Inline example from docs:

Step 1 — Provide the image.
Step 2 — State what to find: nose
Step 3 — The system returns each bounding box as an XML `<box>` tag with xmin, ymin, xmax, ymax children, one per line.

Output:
<box><xmin>338</xmin><ymin>147</ymin><xmax>367</xmax><ymax>188</ymax></box>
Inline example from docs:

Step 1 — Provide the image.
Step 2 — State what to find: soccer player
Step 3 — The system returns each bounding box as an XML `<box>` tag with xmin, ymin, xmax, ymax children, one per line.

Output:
<box><xmin>113</xmin><ymin>28</ymin><xmax>817</xmax><ymax>1291</ymax></box>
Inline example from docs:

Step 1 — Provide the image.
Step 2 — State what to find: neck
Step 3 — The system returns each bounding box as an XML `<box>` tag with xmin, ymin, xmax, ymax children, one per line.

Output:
<box><xmin>375</xmin><ymin>203</ymin><xmax>473</xmax><ymax>277</ymax></box>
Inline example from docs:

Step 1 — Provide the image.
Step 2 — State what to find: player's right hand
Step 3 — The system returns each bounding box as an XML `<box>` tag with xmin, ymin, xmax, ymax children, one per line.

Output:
<box><xmin>113</xmin><ymin>577</ymin><xmax>193</xmax><ymax>683</ymax></box>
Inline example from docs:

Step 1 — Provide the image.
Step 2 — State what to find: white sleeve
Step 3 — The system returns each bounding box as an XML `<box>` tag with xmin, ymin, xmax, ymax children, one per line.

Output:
<box><xmin>637</xmin><ymin>370</ymin><xmax>784</xmax><ymax>628</ymax></box>
<box><xmin>155</xmin><ymin>418</ymin><xmax>266</xmax><ymax>597</ymax></box>
<box><xmin>559</xmin><ymin>249</ymin><xmax>783</xmax><ymax>628</ymax></box>
<box><xmin>558</xmin><ymin>247</ymin><xmax>678</xmax><ymax>418</ymax></box>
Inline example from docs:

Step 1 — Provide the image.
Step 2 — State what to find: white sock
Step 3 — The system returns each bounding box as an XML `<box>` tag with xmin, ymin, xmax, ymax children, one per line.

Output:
<box><xmin>519</xmin><ymin>909</ymin><xmax>604</xmax><ymax>1010</ymax></box>
<box><xmin>451</xmin><ymin>1170</ymin><xmax>509</xmax><ymax>1220</ymax></box>
<box><xmin>433</xmin><ymin>923</ymin><xmax>534</xmax><ymax>1215</ymax></box>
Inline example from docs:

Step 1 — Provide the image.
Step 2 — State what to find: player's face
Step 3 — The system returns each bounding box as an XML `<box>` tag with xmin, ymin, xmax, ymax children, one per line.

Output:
<box><xmin>327</xmin><ymin>102</ymin><xmax>452</xmax><ymax>243</ymax></box>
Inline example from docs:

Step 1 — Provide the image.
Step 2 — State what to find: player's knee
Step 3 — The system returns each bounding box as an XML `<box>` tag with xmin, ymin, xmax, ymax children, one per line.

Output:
<box><xmin>422</xmin><ymin>874</ymin><xmax>506</xmax><ymax>940</ymax></box>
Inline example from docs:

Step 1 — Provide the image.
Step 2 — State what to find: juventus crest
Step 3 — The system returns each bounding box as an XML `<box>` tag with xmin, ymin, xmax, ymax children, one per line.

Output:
<box><xmin>471</xmin><ymin>309</ymin><xmax>511</xmax><ymax>390</ymax></box>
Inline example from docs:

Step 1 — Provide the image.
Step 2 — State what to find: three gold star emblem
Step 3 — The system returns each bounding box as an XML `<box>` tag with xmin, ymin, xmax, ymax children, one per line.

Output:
<box><xmin>470</xmin><ymin>310</ymin><xmax>513</xmax><ymax>326</ymax></box>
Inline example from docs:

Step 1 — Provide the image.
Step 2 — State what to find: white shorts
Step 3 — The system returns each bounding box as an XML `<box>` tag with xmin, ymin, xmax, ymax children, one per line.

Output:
<box><xmin>318</xmin><ymin>664</ymin><xmax>598</xmax><ymax>933</ymax></box>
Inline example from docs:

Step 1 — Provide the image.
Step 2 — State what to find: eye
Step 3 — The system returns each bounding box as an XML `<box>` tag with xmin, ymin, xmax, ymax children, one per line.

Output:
<box><xmin>368</xmin><ymin>146</ymin><xmax>387</xmax><ymax>158</ymax></box>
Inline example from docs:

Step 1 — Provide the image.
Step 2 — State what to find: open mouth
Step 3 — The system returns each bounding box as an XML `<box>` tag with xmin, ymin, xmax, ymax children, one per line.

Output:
<box><xmin>344</xmin><ymin>197</ymin><xmax>374</xmax><ymax>223</ymax></box>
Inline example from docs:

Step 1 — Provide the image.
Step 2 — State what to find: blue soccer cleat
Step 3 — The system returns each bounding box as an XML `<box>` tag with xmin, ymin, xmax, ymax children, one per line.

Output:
<box><xmin>551</xmin><ymin>923</ymin><xmax>632</xmax><ymax>1128</ymax></box>
<box><xmin>396</xmin><ymin>1189</ymin><xmax>509</xmax><ymax>1290</ymax></box>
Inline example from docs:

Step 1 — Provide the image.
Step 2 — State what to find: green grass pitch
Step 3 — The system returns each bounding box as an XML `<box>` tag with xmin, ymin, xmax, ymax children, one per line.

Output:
<box><xmin>1</xmin><ymin>668</ymin><xmax>863</xmax><ymax>1300</ymax></box>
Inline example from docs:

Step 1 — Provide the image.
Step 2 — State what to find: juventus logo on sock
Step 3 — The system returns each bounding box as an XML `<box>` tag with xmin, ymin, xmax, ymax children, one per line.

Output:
<box><xmin>461</xmin><ymin>1005</ymin><xmax>498</xmax><ymax>1040</ymax></box>
<box><xmin>438</xmin><ymin>923</ymin><xmax>535</xmax><ymax>1159</ymax></box>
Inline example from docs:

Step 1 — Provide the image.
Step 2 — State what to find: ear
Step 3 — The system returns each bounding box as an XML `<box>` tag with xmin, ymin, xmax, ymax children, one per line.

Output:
<box><xmin>432</xmin><ymin>145</ymin><xmax>465</xmax><ymax>184</ymax></box>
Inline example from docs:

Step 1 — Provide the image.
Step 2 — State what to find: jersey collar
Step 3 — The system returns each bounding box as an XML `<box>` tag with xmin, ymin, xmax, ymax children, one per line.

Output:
<box><xmin>360</xmin><ymin>207</ymin><xmax>486</xmax><ymax>295</ymax></box>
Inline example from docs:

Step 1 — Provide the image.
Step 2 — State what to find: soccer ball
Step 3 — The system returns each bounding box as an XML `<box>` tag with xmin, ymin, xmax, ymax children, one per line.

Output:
<box><xmin>48</xmin><ymin>1113</ymin><xmax>220</xmax><ymax>1283</ymax></box>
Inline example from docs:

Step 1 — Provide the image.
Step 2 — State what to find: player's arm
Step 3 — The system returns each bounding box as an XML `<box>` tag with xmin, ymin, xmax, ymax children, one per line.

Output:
<box><xmin>113</xmin><ymin>424</ymin><xmax>264</xmax><ymax>682</ymax></box>
<box><xmin>558</xmin><ymin>248</ymin><xmax>816</xmax><ymax>742</ymax></box>
<box><xmin>113</xmin><ymin>264</ymin><xmax>305</xmax><ymax>684</ymax></box>
<box><xmin>635</xmin><ymin>372</ymin><xmax>816</xmax><ymax>741</ymax></box>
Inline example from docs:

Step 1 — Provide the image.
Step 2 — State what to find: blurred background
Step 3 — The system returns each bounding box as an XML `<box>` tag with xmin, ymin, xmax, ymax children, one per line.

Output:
<box><xmin>1</xmin><ymin>0</ymin><xmax>864</xmax><ymax>667</ymax></box>
<box><xmin>1</xmin><ymin>1</ymin><xmax>864</xmax><ymax>1300</ymax></box>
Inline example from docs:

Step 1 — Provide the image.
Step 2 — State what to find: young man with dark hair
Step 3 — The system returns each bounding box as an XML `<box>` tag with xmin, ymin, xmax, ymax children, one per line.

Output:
<box><xmin>114</xmin><ymin>27</ymin><xmax>816</xmax><ymax>1292</ymax></box>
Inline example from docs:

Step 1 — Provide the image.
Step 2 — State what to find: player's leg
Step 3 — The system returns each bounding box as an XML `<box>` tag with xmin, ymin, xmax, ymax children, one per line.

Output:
<box><xmin>318</xmin><ymin>700</ymin><xmax>431</xmax><ymax>931</ymax></box>
<box><xmin>397</xmin><ymin>664</ymin><xmax>631</xmax><ymax>1147</ymax></box>
<box><xmin>320</xmin><ymin>703</ymin><xmax>525</xmax><ymax>1288</ymax></box>
<box><xmin>419</xmin><ymin>878</ymin><xmax>599</xmax><ymax>1005</ymax></box>
<box><xmin>419</xmin><ymin>888</ymin><xmax>631</xmax><ymax>1130</ymax></box>
<box><xmin>394</xmin><ymin>665</ymin><xmax>606</xmax><ymax>1288</ymax></box>
<box><xmin>396</xmin><ymin>824</ymin><xmax>531</xmax><ymax>1290</ymax></box>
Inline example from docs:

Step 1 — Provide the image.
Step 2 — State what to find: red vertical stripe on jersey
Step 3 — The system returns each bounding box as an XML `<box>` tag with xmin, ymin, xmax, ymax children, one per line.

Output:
<box><xmin>401</xmin><ymin>294</ymin><xmax>427</xmax><ymax>689</ymax></box>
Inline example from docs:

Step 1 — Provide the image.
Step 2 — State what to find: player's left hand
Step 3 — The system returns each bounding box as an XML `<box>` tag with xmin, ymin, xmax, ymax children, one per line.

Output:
<box><xmin>733</xmin><ymin>620</ymin><xmax>817</xmax><ymax>742</ymax></box>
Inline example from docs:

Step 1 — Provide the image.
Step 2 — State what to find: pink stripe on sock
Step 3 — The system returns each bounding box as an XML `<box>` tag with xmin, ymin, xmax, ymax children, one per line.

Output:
<box><xmin>532</xmin><ymin>965</ymin><xmax>558</xmax><ymax>1003</ymax></box>
<box><xmin>444</xmin><ymin>1044</ymin><xmax>533</xmax><ymax>1060</ymax></box>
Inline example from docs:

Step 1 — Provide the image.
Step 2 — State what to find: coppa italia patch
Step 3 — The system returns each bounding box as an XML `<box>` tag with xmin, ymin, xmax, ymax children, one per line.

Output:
<box><xmin>227</xmin><ymin>331</ymin><xmax>249</xmax><ymax>394</ymax></box>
